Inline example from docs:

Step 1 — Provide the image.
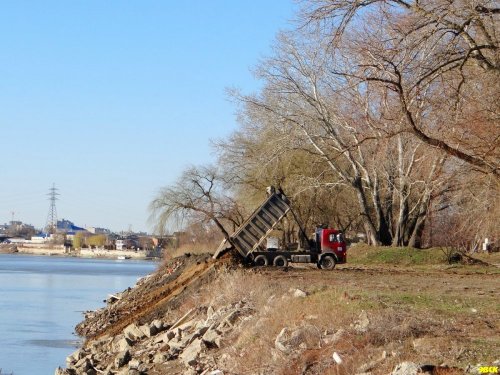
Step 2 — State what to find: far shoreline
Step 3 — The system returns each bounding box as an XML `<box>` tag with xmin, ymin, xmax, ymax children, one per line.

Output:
<box><xmin>0</xmin><ymin>246</ymin><xmax>161</xmax><ymax>261</ymax></box>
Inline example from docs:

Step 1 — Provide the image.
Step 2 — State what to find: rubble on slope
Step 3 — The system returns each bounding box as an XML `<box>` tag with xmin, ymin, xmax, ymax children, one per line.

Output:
<box><xmin>58</xmin><ymin>300</ymin><xmax>254</xmax><ymax>375</ymax></box>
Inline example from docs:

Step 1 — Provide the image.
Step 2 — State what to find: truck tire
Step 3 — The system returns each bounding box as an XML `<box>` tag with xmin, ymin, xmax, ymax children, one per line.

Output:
<box><xmin>273</xmin><ymin>255</ymin><xmax>288</xmax><ymax>267</ymax></box>
<box><xmin>319</xmin><ymin>255</ymin><xmax>336</xmax><ymax>270</ymax></box>
<box><xmin>254</xmin><ymin>255</ymin><xmax>269</xmax><ymax>267</ymax></box>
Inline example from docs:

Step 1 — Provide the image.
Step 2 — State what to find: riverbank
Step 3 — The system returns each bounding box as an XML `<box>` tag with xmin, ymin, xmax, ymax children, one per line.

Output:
<box><xmin>17</xmin><ymin>245</ymin><xmax>68</xmax><ymax>256</ymax></box>
<box><xmin>79</xmin><ymin>248</ymin><xmax>160</xmax><ymax>260</ymax></box>
<box><xmin>0</xmin><ymin>244</ymin><xmax>161</xmax><ymax>259</ymax></box>
<box><xmin>0</xmin><ymin>244</ymin><xmax>18</xmax><ymax>254</ymax></box>
<box><xmin>56</xmin><ymin>250</ymin><xmax>500</xmax><ymax>375</ymax></box>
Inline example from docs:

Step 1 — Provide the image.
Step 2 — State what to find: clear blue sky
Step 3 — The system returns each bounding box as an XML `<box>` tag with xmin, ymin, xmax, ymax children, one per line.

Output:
<box><xmin>0</xmin><ymin>1</ymin><xmax>296</xmax><ymax>233</ymax></box>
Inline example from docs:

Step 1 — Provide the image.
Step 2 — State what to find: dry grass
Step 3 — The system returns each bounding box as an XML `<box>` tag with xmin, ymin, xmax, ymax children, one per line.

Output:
<box><xmin>173</xmin><ymin>261</ymin><xmax>500</xmax><ymax>374</ymax></box>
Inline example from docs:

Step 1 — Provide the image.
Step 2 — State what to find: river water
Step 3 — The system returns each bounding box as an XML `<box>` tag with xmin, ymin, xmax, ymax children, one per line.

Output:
<box><xmin>0</xmin><ymin>254</ymin><xmax>157</xmax><ymax>375</ymax></box>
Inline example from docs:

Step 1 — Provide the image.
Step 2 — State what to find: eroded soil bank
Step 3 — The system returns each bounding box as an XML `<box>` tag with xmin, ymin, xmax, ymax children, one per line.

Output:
<box><xmin>57</xmin><ymin>252</ymin><xmax>499</xmax><ymax>375</ymax></box>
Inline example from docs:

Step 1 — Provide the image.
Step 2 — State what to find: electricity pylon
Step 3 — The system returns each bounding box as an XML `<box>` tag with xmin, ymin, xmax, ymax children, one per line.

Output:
<box><xmin>45</xmin><ymin>184</ymin><xmax>59</xmax><ymax>234</ymax></box>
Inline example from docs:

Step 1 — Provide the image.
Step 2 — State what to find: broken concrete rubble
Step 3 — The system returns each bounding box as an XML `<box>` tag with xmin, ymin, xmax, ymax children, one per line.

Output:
<box><xmin>352</xmin><ymin>310</ymin><xmax>370</xmax><ymax>333</ymax></box>
<box><xmin>202</xmin><ymin>327</ymin><xmax>222</xmax><ymax>348</ymax></box>
<box><xmin>66</xmin><ymin>348</ymin><xmax>85</xmax><ymax>366</ymax></box>
<box><xmin>291</xmin><ymin>288</ymin><xmax>308</xmax><ymax>298</ymax></box>
<box><xmin>139</xmin><ymin>322</ymin><xmax>158</xmax><ymax>338</ymax></box>
<box><xmin>113</xmin><ymin>336</ymin><xmax>132</xmax><ymax>352</ymax></box>
<box><xmin>59</xmin><ymin>296</ymin><xmax>253</xmax><ymax>374</ymax></box>
<box><xmin>322</xmin><ymin>328</ymin><xmax>345</xmax><ymax>345</ymax></box>
<box><xmin>55</xmin><ymin>367</ymin><xmax>72</xmax><ymax>375</ymax></box>
<box><xmin>179</xmin><ymin>338</ymin><xmax>205</xmax><ymax>367</ymax></box>
<box><xmin>123</xmin><ymin>323</ymin><xmax>146</xmax><ymax>342</ymax></box>
<box><xmin>114</xmin><ymin>349</ymin><xmax>131</xmax><ymax>368</ymax></box>
<box><xmin>275</xmin><ymin>324</ymin><xmax>321</xmax><ymax>354</ymax></box>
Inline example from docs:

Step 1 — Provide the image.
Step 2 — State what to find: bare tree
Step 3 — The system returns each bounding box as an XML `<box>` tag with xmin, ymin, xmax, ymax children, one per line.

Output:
<box><xmin>217</xmin><ymin>93</ymin><xmax>365</xmax><ymax>241</ymax></box>
<box><xmin>225</xmin><ymin>30</ymin><xmax>452</xmax><ymax>246</ymax></box>
<box><xmin>149</xmin><ymin>165</ymin><xmax>245</xmax><ymax>241</ymax></box>
<box><xmin>301</xmin><ymin>0</ymin><xmax>500</xmax><ymax>178</ymax></box>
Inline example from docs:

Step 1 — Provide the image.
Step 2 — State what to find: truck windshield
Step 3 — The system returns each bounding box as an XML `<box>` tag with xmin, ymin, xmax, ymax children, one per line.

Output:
<box><xmin>337</xmin><ymin>233</ymin><xmax>344</xmax><ymax>243</ymax></box>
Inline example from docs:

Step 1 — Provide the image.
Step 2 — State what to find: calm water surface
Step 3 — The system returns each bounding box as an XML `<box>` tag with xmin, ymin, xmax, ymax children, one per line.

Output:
<box><xmin>0</xmin><ymin>254</ymin><xmax>157</xmax><ymax>375</ymax></box>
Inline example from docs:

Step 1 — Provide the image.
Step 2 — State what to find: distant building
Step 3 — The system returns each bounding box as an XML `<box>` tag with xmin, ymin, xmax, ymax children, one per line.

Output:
<box><xmin>30</xmin><ymin>235</ymin><xmax>49</xmax><ymax>244</ymax></box>
<box><xmin>86</xmin><ymin>226</ymin><xmax>111</xmax><ymax>235</ymax></box>
<box><xmin>115</xmin><ymin>238</ymin><xmax>138</xmax><ymax>250</ymax></box>
<box><xmin>1</xmin><ymin>221</ymin><xmax>36</xmax><ymax>238</ymax></box>
<box><xmin>57</xmin><ymin>219</ymin><xmax>86</xmax><ymax>233</ymax></box>
<box><xmin>9</xmin><ymin>221</ymin><xmax>35</xmax><ymax>232</ymax></box>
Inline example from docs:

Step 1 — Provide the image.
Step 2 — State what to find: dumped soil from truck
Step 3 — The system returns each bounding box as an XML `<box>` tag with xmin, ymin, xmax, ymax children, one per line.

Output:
<box><xmin>76</xmin><ymin>253</ymin><xmax>218</xmax><ymax>339</ymax></box>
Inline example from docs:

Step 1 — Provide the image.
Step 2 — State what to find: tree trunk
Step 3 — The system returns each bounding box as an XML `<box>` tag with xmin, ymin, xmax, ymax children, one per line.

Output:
<box><xmin>352</xmin><ymin>177</ymin><xmax>380</xmax><ymax>245</ymax></box>
<box><xmin>392</xmin><ymin>191</ymin><xmax>409</xmax><ymax>246</ymax></box>
<box><xmin>372</xmin><ymin>185</ymin><xmax>392</xmax><ymax>245</ymax></box>
<box><xmin>408</xmin><ymin>192</ymin><xmax>431</xmax><ymax>248</ymax></box>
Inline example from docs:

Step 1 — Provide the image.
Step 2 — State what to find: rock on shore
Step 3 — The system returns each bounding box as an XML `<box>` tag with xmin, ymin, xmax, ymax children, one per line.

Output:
<box><xmin>57</xmin><ymin>253</ymin><xmax>252</xmax><ymax>374</ymax></box>
<box><xmin>58</xmin><ymin>299</ymin><xmax>252</xmax><ymax>374</ymax></box>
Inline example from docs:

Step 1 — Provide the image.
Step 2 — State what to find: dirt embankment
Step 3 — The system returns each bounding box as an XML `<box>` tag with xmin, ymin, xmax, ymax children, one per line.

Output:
<box><xmin>76</xmin><ymin>253</ymin><xmax>217</xmax><ymax>340</ymax></box>
<box><xmin>57</xmin><ymin>251</ymin><xmax>499</xmax><ymax>375</ymax></box>
<box><xmin>0</xmin><ymin>244</ymin><xmax>18</xmax><ymax>254</ymax></box>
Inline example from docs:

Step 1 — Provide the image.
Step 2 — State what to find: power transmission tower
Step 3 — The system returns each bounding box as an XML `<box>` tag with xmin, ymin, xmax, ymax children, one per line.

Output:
<box><xmin>45</xmin><ymin>183</ymin><xmax>59</xmax><ymax>234</ymax></box>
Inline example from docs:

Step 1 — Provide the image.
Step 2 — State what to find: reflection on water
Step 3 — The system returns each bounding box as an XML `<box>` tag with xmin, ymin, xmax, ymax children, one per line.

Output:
<box><xmin>26</xmin><ymin>339</ymin><xmax>82</xmax><ymax>349</ymax></box>
<box><xmin>0</xmin><ymin>254</ymin><xmax>156</xmax><ymax>375</ymax></box>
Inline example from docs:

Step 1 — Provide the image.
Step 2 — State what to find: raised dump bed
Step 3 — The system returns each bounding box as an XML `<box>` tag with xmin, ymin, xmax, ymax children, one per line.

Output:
<box><xmin>213</xmin><ymin>190</ymin><xmax>290</xmax><ymax>259</ymax></box>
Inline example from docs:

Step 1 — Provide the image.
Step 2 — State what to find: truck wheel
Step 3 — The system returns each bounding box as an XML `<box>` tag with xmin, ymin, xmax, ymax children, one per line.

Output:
<box><xmin>273</xmin><ymin>255</ymin><xmax>288</xmax><ymax>267</ymax></box>
<box><xmin>319</xmin><ymin>255</ymin><xmax>336</xmax><ymax>270</ymax></box>
<box><xmin>254</xmin><ymin>255</ymin><xmax>269</xmax><ymax>267</ymax></box>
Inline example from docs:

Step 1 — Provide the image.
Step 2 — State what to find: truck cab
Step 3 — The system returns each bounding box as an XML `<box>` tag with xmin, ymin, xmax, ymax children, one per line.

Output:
<box><xmin>314</xmin><ymin>228</ymin><xmax>347</xmax><ymax>265</ymax></box>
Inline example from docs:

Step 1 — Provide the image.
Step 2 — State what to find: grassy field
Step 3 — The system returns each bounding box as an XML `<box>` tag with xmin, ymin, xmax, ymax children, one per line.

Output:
<box><xmin>348</xmin><ymin>244</ymin><xmax>500</xmax><ymax>273</ymax></box>
<box><xmin>348</xmin><ymin>244</ymin><xmax>446</xmax><ymax>265</ymax></box>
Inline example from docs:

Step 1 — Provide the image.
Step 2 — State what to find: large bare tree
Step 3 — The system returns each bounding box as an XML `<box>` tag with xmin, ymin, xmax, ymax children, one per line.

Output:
<box><xmin>227</xmin><ymin>31</ymin><xmax>452</xmax><ymax>246</ymax></box>
<box><xmin>302</xmin><ymin>0</ymin><xmax>500</xmax><ymax>178</ymax></box>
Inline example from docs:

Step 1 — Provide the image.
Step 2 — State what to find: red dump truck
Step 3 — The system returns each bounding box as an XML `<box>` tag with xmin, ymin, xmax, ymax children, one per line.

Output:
<box><xmin>214</xmin><ymin>187</ymin><xmax>347</xmax><ymax>269</ymax></box>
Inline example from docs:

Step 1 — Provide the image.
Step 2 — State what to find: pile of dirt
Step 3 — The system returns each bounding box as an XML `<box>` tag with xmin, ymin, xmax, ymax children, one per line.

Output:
<box><xmin>76</xmin><ymin>253</ymin><xmax>216</xmax><ymax>339</ymax></box>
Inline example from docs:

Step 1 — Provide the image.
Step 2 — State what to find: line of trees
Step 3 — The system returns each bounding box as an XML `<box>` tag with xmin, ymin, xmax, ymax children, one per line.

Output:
<box><xmin>151</xmin><ymin>0</ymin><xmax>499</xmax><ymax>250</ymax></box>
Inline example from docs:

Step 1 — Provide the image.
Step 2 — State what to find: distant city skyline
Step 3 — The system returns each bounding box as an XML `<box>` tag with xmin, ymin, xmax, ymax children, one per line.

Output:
<box><xmin>0</xmin><ymin>1</ymin><xmax>296</xmax><ymax>232</ymax></box>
